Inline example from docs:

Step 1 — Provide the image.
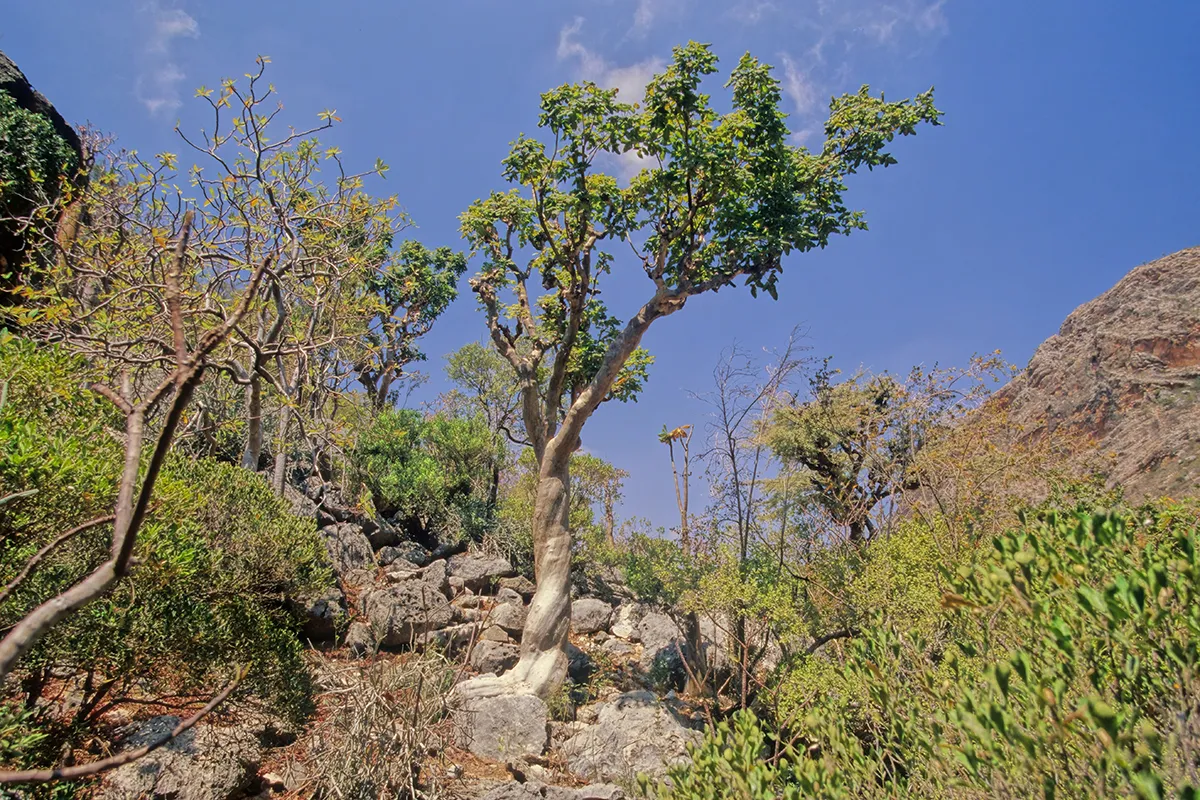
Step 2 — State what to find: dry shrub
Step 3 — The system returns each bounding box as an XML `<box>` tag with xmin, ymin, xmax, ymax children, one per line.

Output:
<box><xmin>305</xmin><ymin>654</ymin><xmax>457</xmax><ymax>799</ymax></box>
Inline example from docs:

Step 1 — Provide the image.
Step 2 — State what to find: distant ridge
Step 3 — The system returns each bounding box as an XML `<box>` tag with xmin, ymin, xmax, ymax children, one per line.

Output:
<box><xmin>995</xmin><ymin>247</ymin><xmax>1200</xmax><ymax>501</ymax></box>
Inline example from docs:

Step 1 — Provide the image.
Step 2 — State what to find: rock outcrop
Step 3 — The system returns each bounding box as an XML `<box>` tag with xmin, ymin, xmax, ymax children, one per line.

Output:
<box><xmin>996</xmin><ymin>247</ymin><xmax>1200</xmax><ymax>500</ymax></box>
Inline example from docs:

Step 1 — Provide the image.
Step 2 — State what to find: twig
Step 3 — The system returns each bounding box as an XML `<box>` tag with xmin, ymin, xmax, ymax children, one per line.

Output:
<box><xmin>0</xmin><ymin>515</ymin><xmax>116</xmax><ymax>605</ymax></box>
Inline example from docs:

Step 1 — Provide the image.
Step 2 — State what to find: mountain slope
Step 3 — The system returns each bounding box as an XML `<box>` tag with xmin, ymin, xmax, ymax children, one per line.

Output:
<box><xmin>995</xmin><ymin>247</ymin><xmax>1200</xmax><ymax>501</ymax></box>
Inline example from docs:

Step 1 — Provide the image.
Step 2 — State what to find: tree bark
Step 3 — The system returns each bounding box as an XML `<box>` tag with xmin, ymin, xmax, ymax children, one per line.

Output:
<box><xmin>272</xmin><ymin>408</ymin><xmax>289</xmax><ymax>496</ymax></box>
<box><xmin>503</xmin><ymin>442</ymin><xmax>573</xmax><ymax>698</ymax></box>
<box><xmin>240</xmin><ymin>376</ymin><xmax>262</xmax><ymax>471</ymax></box>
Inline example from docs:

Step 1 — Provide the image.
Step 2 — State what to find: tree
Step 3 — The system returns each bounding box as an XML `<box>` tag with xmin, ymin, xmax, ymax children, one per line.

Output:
<box><xmin>442</xmin><ymin>340</ymin><xmax>527</xmax><ymax>510</ymax></box>
<box><xmin>457</xmin><ymin>41</ymin><xmax>941</xmax><ymax>697</ymax></box>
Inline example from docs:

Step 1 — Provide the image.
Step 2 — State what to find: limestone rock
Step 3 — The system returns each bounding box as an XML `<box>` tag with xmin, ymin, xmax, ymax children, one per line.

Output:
<box><xmin>469</xmin><ymin>640</ymin><xmax>521</xmax><ymax>675</ymax></box>
<box><xmin>320</xmin><ymin>522</ymin><xmax>375</xmax><ymax>585</ymax></box>
<box><xmin>297</xmin><ymin>586</ymin><xmax>345</xmax><ymax>643</ymax></box>
<box><xmin>497</xmin><ymin>586</ymin><xmax>524</xmax><ymax>604</ymax></box>
<box><xmin>560</xmin><ymin>690</ymin><xmax>701</xmax><ymax>783</ymax></box>
<box><xmin>570</xmin><ymin>598</ymin><xmax>613</xmax><ymax>635</ymax></box>
<box><xmin>489</xmin><ymin>601</ymin><xmax>528</xmax><ymax>636</ymax></box>
<box><xmin>994</xmin><ymin>247</ymin><xmax>1200</xmax><ymax>501</ymax></box>
<box><xmin>448</xmin><ymin>552</ymin><xmax>517</xmax><ymax>591</ymax></box>
<box><xmin>609</xmin><ymin>603</ymin><xmax>647</xmax><ymax>640</ymax></box>
<box><xmin>345</xmin><ymin>620</ymin><xmax>375</xmax><ymax>656</ymax></box>
<box><xmin>378</xmin><ymin>540</ymin><xmax>431</xmax><ymax>567</ymax></box>
<box><xmin>360</xmin><ymin>565</ymin><xmax>453</xmax><ymax>647</ymax></box>
<box><xmin>454</xmin><ymin>693</ymin><xmax>548</xmax><ymax>761</ymax></box>
<box><xmin>101</xmin><ymin>717</ymin><xmax>262</xmax><ymax>800</ymax></box>
<box><xmin>499</xmin><ymin>575</ymin><xmax>537</xmax><ymax>598</ymax></box>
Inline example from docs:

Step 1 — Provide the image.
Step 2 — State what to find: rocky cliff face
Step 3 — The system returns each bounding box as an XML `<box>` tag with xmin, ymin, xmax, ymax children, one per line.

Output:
<box><xmin>995</xmin><ymin>247</ymin><xmax>1200</xmax><ymax>501</ymax></box>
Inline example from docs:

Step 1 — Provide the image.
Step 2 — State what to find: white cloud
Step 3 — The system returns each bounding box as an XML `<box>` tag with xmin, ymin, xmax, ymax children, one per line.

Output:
<box><xmin>557</xmin><ymin>18</ymin><xmax>665</xmax><ymax>105</ymax></box>
<box><xmin>556</xmin><ymin>19</ymin><xmax>666</xmax><ymax>178</ymax></box>
<box><xmin>135</xmin><ymin>2</ymin><xmax>199</xmax><ymax>116</ymax></box>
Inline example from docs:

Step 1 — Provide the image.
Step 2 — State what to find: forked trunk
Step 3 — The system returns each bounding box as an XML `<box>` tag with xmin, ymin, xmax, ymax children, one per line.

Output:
<box><xmin>503</xmin><ymin>445</ymin><xmax>572</xmax><ymax>698</ymax></box>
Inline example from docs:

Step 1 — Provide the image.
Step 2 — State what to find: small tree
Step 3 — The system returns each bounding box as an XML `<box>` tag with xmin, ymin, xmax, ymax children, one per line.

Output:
<box><xmin>458</xmin><ymin>41</ymin><xmax>941</xmax><ymax>697</ymax></box>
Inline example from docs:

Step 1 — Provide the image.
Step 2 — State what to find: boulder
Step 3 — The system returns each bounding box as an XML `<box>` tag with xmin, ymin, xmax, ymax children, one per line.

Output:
<box><xmin>481</xmin><ymin>626</ymin><xmax>514</xmax><ymax>643</ymax></box>
<box><xmin>636</xmin><ymin>612</ymin><xmax>686</xmax><ymax>680</ymax></box>
<box><xmin>497</xmin><ymin>586</ymin><xmax>524</xmax><ymax>604</ymax></box>
<box><xmin>360</xmin><ymin>566</ymin><xmax>453</xmax><ymax>647</ymax></box>
<box><xmin>448</xmin><ymin>552</ymin><xmax>516</xmax><ymax>591</ymax></box>
<box><xmin>469</xmin><ymin>640</ymin><xmax>520</xmax><ymax>675</ymax></box>
<box><xmin>454</xmin><ymin>693</ymin><xmax>548</xmax><ymax>761</ymax></box>
<box><xmin>320</xmin><ymin>523</ymin><xmax>375</xmax><ymax>585</ymax></box>
<box><xmin>101</xmin><ymin>718</ymin><xmax>262</xmax><ymax>800</ymax></box>
<box><xmin>570</xmin><ymin>598</ymin><xmax>613</xmax><ymax>635</ymax></box>
<box><xmin>365</xmin><ymin>518</ymin><xmax>400</xmax><ymax>549</ymax></box>
<box><xmin>560</xmin><ymin>690</ymin><xmax>702</xmax><ymax>783</ymax></box>
<box><xmin>610</xmin><ymin>603</ymin><xmax>647</xmax><ymax>640</ymax></box>
<box><xmin>489</xmin><ymin>601</ymin><xmax>527</xmax><ymax>636</ymax></box>
<box><xmin>345</xmin><ymin>620</ymin><xmax>375</xmax><ymax>656</ymax></box>
<box><xmin>315</xmin><ymin>486</ymin><xmax>356</xmax><ymax>527</ymax></box>
<box><xmin>599</xmin><ymin>638</ymin><xmax>635</xmax><ymax>658</ymax></box>
<box><xmin>282</xmin><ymin>483</ymin><xmax>317</xmax><ymax>519</ymax></box>
<box><xmin>297</xmin><ymin>586</ymin><xmax>345</xmax><ymax>643</ymax></box>
<box><xmin>566</xmin><ymin>643</ymin><xmax>593</xmax><ymax>684</ymax></box>
<box><xmin>480</xmin><ymin>783</ymin><xmax>625</xmax><ymax>800</ymax></box>
<box><xmin>378</xmin><ymin>541</ymin><xmax>432</xmax><ymax>567</ymax></box>
<box><xmin>499</xmin><ymin>575</ymin><xmax>537</xmax><ymax>598</ymax></box>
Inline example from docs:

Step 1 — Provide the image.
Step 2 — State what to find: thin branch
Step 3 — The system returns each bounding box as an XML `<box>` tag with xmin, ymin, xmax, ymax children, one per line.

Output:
<box><xmin>0</xmin><ymin>669</ymin><xmax>245</xmax><ymax>785</ymax></box>
<box><xmin>0</xmin><ymin>515</ymin><xmax>116</xmax><ymax>606</ymax></box>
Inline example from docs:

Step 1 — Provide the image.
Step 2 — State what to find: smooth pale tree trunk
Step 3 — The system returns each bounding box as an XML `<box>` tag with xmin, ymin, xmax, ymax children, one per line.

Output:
<box><xmin>272</xmin><ymin>408</ymin><xmax>289</xmax><ymax>496</ymax></box>
<box><xmin>502</xmin><ymin>444</ymin><xmax>572</xmax><ymax>697</ymax></box>
<box><xmin>240</xmin><ymin>377</ymin><xmax>262</xmax><ymax>471</ymax></box>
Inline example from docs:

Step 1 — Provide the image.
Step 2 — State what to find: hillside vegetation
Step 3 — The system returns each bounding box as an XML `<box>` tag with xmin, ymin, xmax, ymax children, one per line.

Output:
<box><xmin>0</xmin><ymin>42</ymin><xmax>1197</xmax><ymax>800</ymax></box>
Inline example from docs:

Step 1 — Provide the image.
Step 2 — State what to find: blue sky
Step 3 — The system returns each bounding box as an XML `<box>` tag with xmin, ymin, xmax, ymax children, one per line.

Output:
<box><xmin>5</xmin><ymin>1</ymin><xmax>1198</xmax><ymax>527</ymax></box>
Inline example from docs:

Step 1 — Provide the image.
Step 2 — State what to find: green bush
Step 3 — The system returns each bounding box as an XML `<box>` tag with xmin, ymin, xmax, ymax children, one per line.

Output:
<box><xmin>352</xmin><ymin>408</ymin><xmax>499</xmax><ymax>540</ymax></box>
<box><xmin>0</xmin><ymin>338</ymin><xmax>333</xmax><ymax>768</ymax></box>
<box><xmin>0</xmin><ymin>88</ymin><xmax>78</xmax><ymax>219</ymax></box>
<box><xmin>652</xmin><ymin>506</ymin><xmax>1200</xmax><ymax>799</ymax></box>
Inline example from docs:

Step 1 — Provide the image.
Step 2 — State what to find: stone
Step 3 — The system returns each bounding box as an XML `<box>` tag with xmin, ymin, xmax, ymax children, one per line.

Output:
<box><xmin>345</xmin><ymin>620</ymin><xmax>375</xmax><ymax>656</ymax></box>
<box><xmin>378</xmin><ymin>540</ymin><xmax>431</xmax><ymax>566</ymax></box>
<box><xmin>282</xmin><ymin>483</ymin><xmax>317</xmax><ymax>519</ymax></box>
<box><xmin>636</xmin><ymin>611</ymin><xmax>686</xmax><ymax>675</ymax></box>
<box><xmin>420</xmin><ymin>621</ymin><xmax>478</xmax><ymax>654</ymax></box>
<box><xmin>489</xmin><ymin>601</ymin><xmax>527</xmax><ymax>636</ymax></box>
<box><xmin>570</xmin><ymin>598</ymin><xmax>613</xmax><ymax>635</ymax></box>
<box><xmin>319</xmin><ymin>523</ymin><xmax>375</xmax><ymax>584</ymax></box>
<box><xmin>315</xmin><ymin>485</ymin><xmax>356</xmax><ymax>527</ymax></box>
<box><xmin>481</xmin><ymin>625</ymin><xmax>513</xmax><ymax>643</ymax></box>
<box><xmin>296</xmin><ymin>586</ymin><xmax>345</xmax><ymax>643</ymax></box>
<box><xmin>454</xmin><ymin>693</ymin><xmax>548</xmax><ymax>761</ymax></box>
<box><xmin>499</xmin><ymin>575</ymin><xmax>537</xmax><ymax>598</ymax></box>
<box><xmin>448</xmin><ymin>552</ymin><xmax>516</xmax><ymax>591</ymax></box>
<box><xmin>448</xmin><ymin>575</ymin><xmax>467</xmax><ymax>592</ymax></box>
<box><xmin>102</xmin><ymin>717</ymin><xmax>263</xmax><ymax>800</ymax></box>
<box><xmin>469</xmin><ymin>640</ymin><xmax>520</xmax><ymax>675</ymax></box>
<box><xmin>560</xmin><ymin>690</ymin><xmax>702</xmax><ymax>783</ymax></box>
<box><xmin>454</xmin><ymin>593</ymin><xmax>484</xmax><ymax>609</ymax></box>
<box><xmin>360</xmin><ymin>566</ymin><xmax>453</xmax><ymax>647</ymax></box>
<box><xmin>566</xmin><ymin>642</ymin><xmax>593</xmax><ymax>684</ymax></box>
<box><xmin>479</xmin><ymin>783</ymin><xmax>545</xmax><ymax>800</ymax></box>
<box><xmin>365</xmin><ymin>517</ymin><xmax>401</xmax><ymax>549</ymax></box>
<box><xmin>609</xmin><ymin>603</ymin><xmax>647</xmax><ymax>640</ymax></box>
<box><xmin>497</xmin><ymin>586</ymin><xmax>524</xmax><ymax>605</ymax></box>
<box><xmin>599</xmin><ymin>638</ymin><xmax>635</xmax><ymax>658</ymax></box>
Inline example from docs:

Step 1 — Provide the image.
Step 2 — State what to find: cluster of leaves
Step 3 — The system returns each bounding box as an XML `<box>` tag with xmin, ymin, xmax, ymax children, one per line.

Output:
<box><xmin>351</xmin><ymin>408</ymin><xmax>502</xmax><ymax>541</ymax></box>
<box><xmin>0</xmin><ymin>339</ymin><xmax>334</xmax><ymax>766</ymax></box>
<box><xmin>651</xmin><ymin>505</ymin><xmax>1200</xmax><ymax>799</ymax></box>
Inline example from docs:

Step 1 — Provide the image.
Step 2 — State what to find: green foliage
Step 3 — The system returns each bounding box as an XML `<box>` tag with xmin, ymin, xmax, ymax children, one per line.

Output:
<box><xmin>352</xmin><ymin>408</ymin><xmax>500</xmax><ymax>540</ymax></box>
<box><xmin>0</xmin><ymin>339</ymin><xmax>333</xmax><ymax>755</ymax></box>
<box><xmin>643</xmin><ymin>711</ymin><xmax>803</xmax><ymax>800</ymax></box>
<box><xmin>658</xmin><ymin>506</ymin><xmax>1200</xmax><ymax>798</ymax></box>
<box><xmin>0</xmin><ymin>88</ymin><xmax>78</xmax><ymax>219</ymax></box>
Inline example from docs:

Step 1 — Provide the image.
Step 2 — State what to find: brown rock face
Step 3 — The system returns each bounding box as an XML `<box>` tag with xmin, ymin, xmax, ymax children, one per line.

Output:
<box><xmin>996</xmin><ymin>247</ymin><xmax>1200</xmax><ymax>501</ymax></box>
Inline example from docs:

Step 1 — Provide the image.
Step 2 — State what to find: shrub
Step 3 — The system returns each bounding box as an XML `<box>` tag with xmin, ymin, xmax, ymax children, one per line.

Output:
<box><xmin>653</xmin><ymin>506</ymin><xmax>1200</xmax><ymax>799</ymax></box>
<box><xmin>352</xmin><ymin>408</ymin><xmax>498</xmax><ymax>541</ymax></box>
<box><xmin>0</xmin><ymin>339</ymin><xmax>334</xmax><ymax>764</ymax></box>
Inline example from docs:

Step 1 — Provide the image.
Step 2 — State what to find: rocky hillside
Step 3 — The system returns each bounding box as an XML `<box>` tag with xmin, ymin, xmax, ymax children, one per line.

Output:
<box><xmin>996</xmin><ymin>246</ymin><xmax>1200</xmax><ymax>500</ymax></box>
